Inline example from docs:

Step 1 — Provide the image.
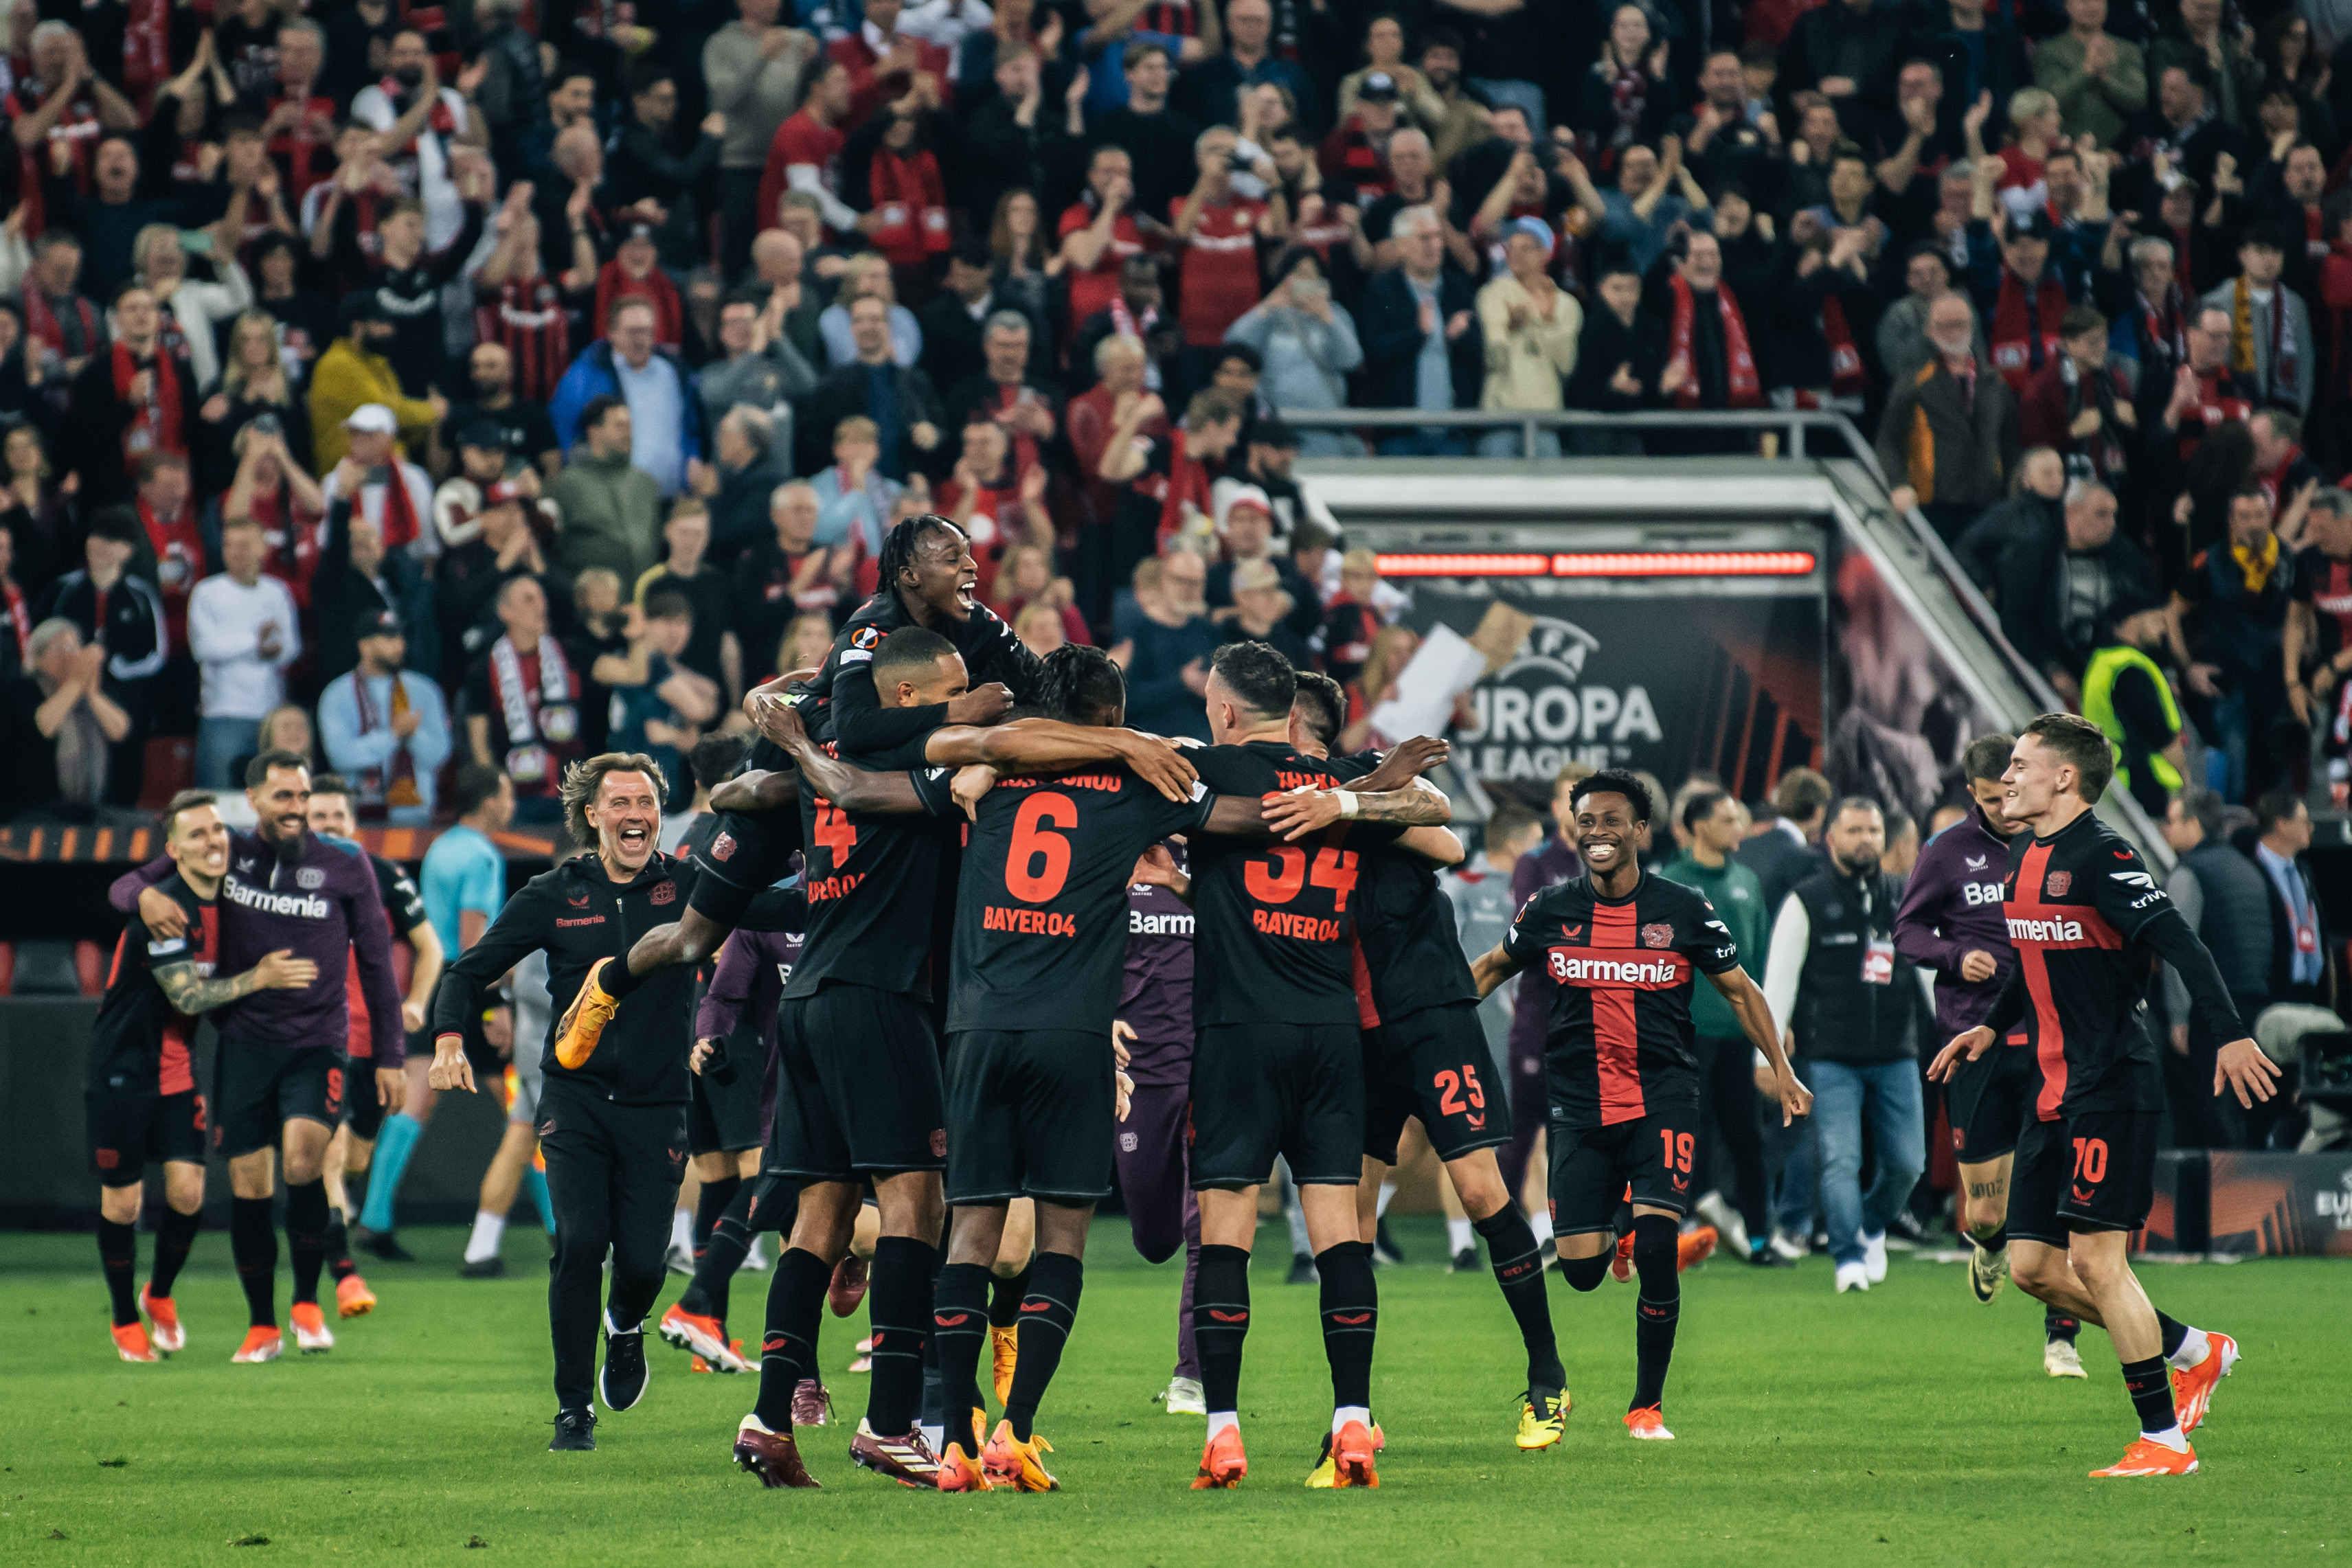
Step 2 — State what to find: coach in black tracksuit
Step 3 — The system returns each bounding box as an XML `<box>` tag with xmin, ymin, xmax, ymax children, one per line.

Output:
<box><xmin>429</xmin><ymin>753</ymin><xmax>802</xmax><ymax>1451</ymax></box>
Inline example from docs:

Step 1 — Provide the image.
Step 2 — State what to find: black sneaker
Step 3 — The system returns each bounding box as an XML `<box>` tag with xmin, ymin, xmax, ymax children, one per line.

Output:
<box><xmin>460</xmin><ymin>1257</ymin><xmax>507</xmax><ymax>1280</ymax></box>
<box><xmin>1285</xmin><ymin>1251</ymin><xmax>1318</xmax><ymax>1286</ymax></box>
<box><xmin>1372</xmin><ymin>1216</ymin><xmax>1404</xmax><ymax>1266</ymax></box>
<box><xmin>600</xmin><ymin>1318</ymin><xmax>649</xmax><ymax>1411</ymax></box>
<box><xmin>1746</xmin><ymin>1242</ymin><xmax>1795</xmax><ymax>1269</ymax></box>
<box><xmin>550</xmin><ymin>1408</ymin><xmax>597</xmax><ymax>1451</ymax></box>
<box><xmin>1448</xmin><ymin>1247</ymin><xmax>1479</xmax><ymax>1274</ymax></box>
<box><xmin>357</xmin><ymin>1227</ymin><xmax>416</xmax><ymax>1263</ymax></box>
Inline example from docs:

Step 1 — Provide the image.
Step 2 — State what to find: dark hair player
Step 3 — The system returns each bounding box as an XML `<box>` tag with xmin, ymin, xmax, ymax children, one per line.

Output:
<box><xmin>545</xmin><ymin>514</ymin><xmax>1044</xmax><ymax>1073</ymax></box>
<box><xmin>1470</xmin><ymin>770</ymin><xmax>1809</xmax><ymax>1443</ymax></box>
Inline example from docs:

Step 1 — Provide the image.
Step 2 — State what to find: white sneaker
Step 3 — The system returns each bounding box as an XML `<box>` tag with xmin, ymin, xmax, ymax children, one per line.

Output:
<box><xmin>1861</xmin><ymin>1231</ymin><xmax>1888</xmax><ymax>1284</ymax></box>
<box><xmin>664</xmin><ymin>1240</ymin><xmax>694</xmax><ymax>1276</ymax></box>
<box><xmin>1693</xmin><ymin>1192</ymin><xmax>1750</xmax><ymax>1259</ymax></box>
<box><xmin>1835</xmin><ymin>1261</ymin><xmax>1871</xmax><ymax>1293</ymax></box>
<box><xmin>1769</xmin><ymin>1228</ymin><xmax>1808</xmax><ymax>1262</ymax></box>
<box><xmin>2044</xmin><ymin>1339</ymin><xmax>2088</xmax><ymax>1378</ymax></box>
<box><xmin>741</xmin><ymin>1238</ymin><xmax>770</xmax><ymax>1272</ymax></box>
<box><xmin>1164</xmin><ymin>1375</ymin><xmax>1207</xmax><ymax>1416</ymax></box>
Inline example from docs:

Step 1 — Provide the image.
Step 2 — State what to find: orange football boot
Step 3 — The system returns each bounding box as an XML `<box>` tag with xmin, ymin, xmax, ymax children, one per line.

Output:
<box><xmin>1624</xmin><ymin>1405</ymin><xmax>1675</xmax><ymax>1440</ymax></box>
<box><xmin>1610</xmin><ymin>1231</ymin><xmax>1636</xmax><ymax>1283</ymax></box>
<box><xmin>335</xmin><ymin>1274</ymin><xmax>376</xmax><ymax>1318</ymax></box>
<box><xmin>982</xmin><ymin>1419</ymin><xmax>1059</xmax><ymax>1492</ymax></box>
<box><xmin>1191</xmin><ymin>1424</ymin><xmax>1247</xmax><ymax>1488</ymax></box>
<box><xmin>937</xmin><ymin>1439</ymin><xmax>994</xmax><ymax>1492</ymax></box>
<box><xmin>1677</xmin><ymin>1226</ymin><xmax>1718</xmax><ymax>1271</ymax></box>
<box><xmin>553</xmin><ymin>957</ymin><xmax>624</xmax><ymax>1069</ymax></box>
<box><xmin>139</xmin><ymin>1286</ymin><xmax>184</xmax><ymax>1352</ymax></box>
<box><xmin>231</xmin><ymin>1326</ymin><xmax>284</xmax><ymax>1363</ymax></box>
<box><xmin>2171</xmin><ymin>1332</ymin><xmax>2239</xmax><ymax>1433</ymax></box>
<box><xmin>1330</xmin><ymin>1420</ymin><xmax>1380</xmax><ymax>1488</ymax></box>
<box><xmin>111</xmin><ymin>1322</ymin><xmax>159</xmax><ymax>1363</ymax></box>
<box><xmin>2090</xmin><ymin>1438</ymin><xmax>2198</xmax><ymax>1477</ymax></box>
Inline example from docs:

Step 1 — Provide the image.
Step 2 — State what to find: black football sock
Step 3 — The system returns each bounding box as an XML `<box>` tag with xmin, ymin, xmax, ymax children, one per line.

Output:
<box><xmin>988</xmin><ymin>1262</ymin><xmax>1031</xmax><ymax>1329</ymax></box>
<box><xmin>2122</xmin><ymin>1354</ymin><xmax>2182</xmax><ymax>1438</ymax></box>
<box><xmin>1314</xmin><ymin>1241</ymin><xmax>1378</xmax><ymax>1413</ymax></box>
<box><xmin>864</xmin><ymin>1236</ymin><xmax>938</xmax><ymax>1436</ymax></box>
<box><xmin>2156</xmin><ymin>1310</ymin><xmax>2189</xmax><ymax>1360</ymax></box>
<box><xmin>1561</xmin><ymin>1251</ymin><xmax>1612</xmax><ymax>1292</ymax></box>
<box><xmin>2045</xmin><ymin>1306</ymin><xmax>2081</xmax><ymax>1344</ymax></box>
<box><xmin>1475</xmin><ymin>1206</ymin><xmax>1564</xmax><ymax>1389</ymax></box>
<box><xmin>1629</xmin><ymin>1215</ymin><xmax>1681</xmax><ymax>1412</ymax></box>
<box><xmin>149</xmin><ymin>1207</ymin><xmax>200</xmax><ymax>1299</ymax></box>
<box><xmin>597</xmin><ymin>955</ymin><xmax>650</xmax><ymax>1001</ymax></box>
<box><xmin>679</xmin><ymin>1179</ymin><xmax>760</xmax><ymax>1325</ymax></box>
<box><xmin>1004</xmin><ymin>1252</ymin><xmax>1082</xmax><ymax>1443</ymax></box>
<box><xmin>929</xmin><ymin>1262</ymin><xmax>992</xmax><ymax>1451</ymax></box>
<box><xmin>1192</xmin><ymin>1244</ymin><xmax>1252</xmax><ymax>1416</ymax></box>
<box><xmin>231</xmin><ymin>1196</ymin><xmax>279</xmax><ymax>1328</ymax></box>
<box><xmin>751</xmin><ymin>1247</ymin><xmax>831</xmax><ymax>1430</ymax></box>
<box><xmin>922</xmin><ymin>1242</ymin><xmax>950</xmax><ymax>1435</ymax></box>
<box><xmin>98</xmin><ymin>1218</ymin><xmax>140</xmax><ymax>1327</ymax></box>
<box><xmin>693</xmin><ymin>1174</ymin><xmax>741</xmax><ymax>1261</ymax></box>
<box><xmin>324</xmin><ymin>1205</ymin><xmax>355</xmax><ymax>1283</ymax></box>
<box><xmin>286</xmin><ymin>1181</ymin><xmax>329</xmax><ymax>1306</ymax></box>
<box><xmin>1973</xmin><ymin>1224</ymin><xmax>2007</xmax><ymax>1250</ymax></box>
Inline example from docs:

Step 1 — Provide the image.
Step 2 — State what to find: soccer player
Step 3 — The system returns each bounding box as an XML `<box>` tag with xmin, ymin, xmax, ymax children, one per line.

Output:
<box><xmin>362</xmin><ymin>766</ymin><xmax>510</xmax><ymax>1263</ymax></box>
<box><xmin>545</xmin><ymin>514</ymin><xmax>1037</xmax><ymax>1067</ymax></box>
<box><xmin>1930</xmin><ymin>716</ymin><xmax>2276</xmax><ymax>1478</ymax></box>
<box><xmin>306</xmin><ymin>773</ymin><xmax>444</xmax><ymax>1316</ymax></box>
<box><xmin>111</xmin><ymin>753</ymin><xmax>408</xmax><ymax>1363</ymax></box>
<box><xmin>1282</xmin><ymin>672</ymin><xmax>1574</xmax><ymax>1457</ymax></box>
<box><xmin>1469</xmin><ymin>771</ymin><xmax>1810</xmax><ymax>1441</ymax></box>
<box><xmin>721</xmin><ymin>628</ymin><xmax>1201</xmax><ymax>1490</ymax></box>
<box><xmin>1894</xmin><ymin>734</ymin><xmax>2087</xmax><ymax>1376</ymax></box>
<box><xmin>1175</xmin><ymin>643</ymin><xmax>1453</xmax><ymax>1491</ymax></box>
<box><xmin>88</xmin><ymin>791</ymin><xmax>315</xmax><ymax>1362</ymax></box>
<box><xmin>427</xmin><ymin>753</ymin><xmax>804</xmax><ymax>1453</ymax></box>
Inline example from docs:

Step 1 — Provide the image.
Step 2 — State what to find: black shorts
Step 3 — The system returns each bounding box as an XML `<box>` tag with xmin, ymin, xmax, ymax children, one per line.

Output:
<box><xmin>693</xmin><ymin>808</ymin><xmax>799</xmax><ymax>897</ymax></box>
<box><xmin>767</xmin><ymin>984</ymin><xmax>943</xmax><ymax>1181</ymax></box>
<box><xmin>346</xmin><ymin>1073</ymin><xmax>388</xmax><ymax>1140</ymax></box>
<box><xmin>1188</xmin><ymin>1021</ymin><xmax>1364</xmax><ymax>1190</ymax></box>
<box><xmin>1548</xmin><ymin>1104</ymin><xmax>1699</xmax><ymax>1236</ymax></box>
<box><xmin>87</xmin><ymin>1086</ymin><xmax>207</xmax><ymax>1183</ymax></box>
<box><xmin>688</xmin><ymin>1045</ymin><xmax>768</xmax><ymax>1155</ymax></box>
<box><xmin>214</xmin><ymin>1038</ymin><xmax>347</xmax><ymax>1159</ymax></box>
<box><xmin>1945</xmin><ymin>1038</ymin><xmax>2039</xmax><ymax>1164</ymax></box>
<box><xmin>945</xmin><ymin>1029</ymin><xmax>1114</xmax><ymax>1205</ymax></box>
<box><xmin>1363</xmin><ymin>1002</ymin><xmax>1510</xmax><ymax>1166</ymax></box>
<box><xmin>2006</xmin><ymin>1109</ymin><xmax>2160</xmax><ymax>1245</ymax></box>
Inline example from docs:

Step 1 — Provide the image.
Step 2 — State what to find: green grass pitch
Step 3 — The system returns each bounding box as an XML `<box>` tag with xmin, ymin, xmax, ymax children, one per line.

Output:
<box><xmin>3</xmin><ymin>1218</ymin><xmax>2346</xmax><ymax>1566</ymax></box>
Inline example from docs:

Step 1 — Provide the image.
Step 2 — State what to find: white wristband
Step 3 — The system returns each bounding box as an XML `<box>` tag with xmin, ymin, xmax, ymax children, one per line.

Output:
<box><xmin>1335</xmin><ymin>791</ymin><xmax>1360</xmax><ymax>819</ymax></box>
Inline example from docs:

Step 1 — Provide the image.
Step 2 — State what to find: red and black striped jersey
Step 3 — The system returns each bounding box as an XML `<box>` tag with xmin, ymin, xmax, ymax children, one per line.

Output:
<box><xmin>1503</xmin><ymin>872</ymin><xmax>1741</xmax><ymax>1129</ymax></box>
<box><xmin>87</xmin><ymin>874</ymin><xmax>216</xmax><ymax>1098</ymax></box>
<box><xmin>1995</xmin><ymin>810</ymin><xmax>2178</xmax><ymax>1120</ymax></box>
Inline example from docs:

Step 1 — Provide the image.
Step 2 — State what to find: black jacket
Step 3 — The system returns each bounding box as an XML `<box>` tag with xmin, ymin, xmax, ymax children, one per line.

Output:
<box><xmin>1564</xmin><ymin>306</ymin><xmax>1669</xmax><ymax>413</ymax></box>
<box><xmin>1354</xmin><ymin>266</ymin><xmax>1484</xmax><ymax>411</ymax></box>
<box><xmin>431</xmin><ymin>850</ymin><xmax>803</xmax><ymax>1106</ymax></box>
<box><xmin>1788</xmin><ymin>863</ymin><xmax>1918</xmax><ymax>1067</ymax></box>
<box><xmin>2254</xmin><ymin>846</ymin><xmax>2333</xmax><ymax>1010</ymax></box>
<box><xmin>796</xmin><ymin>361</ymin><xmax>942</xmax><ymax>479</ymax></box>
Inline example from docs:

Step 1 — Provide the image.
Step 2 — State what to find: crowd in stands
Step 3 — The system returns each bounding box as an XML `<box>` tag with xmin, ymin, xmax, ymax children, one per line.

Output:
<box><xmin>0</xmin><ymin>0</ymin><xmax>2347</xmax><ymax>829</ymax></box>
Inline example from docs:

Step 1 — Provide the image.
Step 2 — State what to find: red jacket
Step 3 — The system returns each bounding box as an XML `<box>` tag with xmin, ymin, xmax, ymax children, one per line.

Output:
<box><xmin>830</xmin><ymin>30</ymin><xmax>954</xmax><ymax>126</ymax></box>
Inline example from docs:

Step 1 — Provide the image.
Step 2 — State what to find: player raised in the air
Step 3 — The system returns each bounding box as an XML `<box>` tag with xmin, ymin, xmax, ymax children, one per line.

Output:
<box><xmin>1471</xmin><ymin>771</ymin><xmax>1809</xmax><ymax>1441</ymax></box>
<box><xmin>1930</xmin><ymin>715</ymin><xmax>2278</xmax><ymax>1477</ymax></box>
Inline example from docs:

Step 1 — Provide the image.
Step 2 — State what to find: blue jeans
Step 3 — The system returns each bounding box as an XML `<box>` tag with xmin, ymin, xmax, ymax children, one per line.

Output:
<box><xmin>1475</xmin><ymin>427</ymin><xmax>1561</xmax><ymax>458</ymax></box>
<box><xmin>1809</xmin><ymin>1057</ymin><xmax>1926</xmax><ymax>1266</ymax></box>
<box><xmin>195</xmin><ymin>716</ymin><xmax>262</xmax><ymax>789</ymax></box>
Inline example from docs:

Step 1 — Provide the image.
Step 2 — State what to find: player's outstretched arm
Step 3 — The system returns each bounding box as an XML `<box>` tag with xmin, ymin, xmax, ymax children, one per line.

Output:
<box><xmin>2126</xmin><ymin>905</ymin><xmax>2283</xmax><ymax>1107</ymax></box>
<box><xmin>1708</xmin><ymin>966</ymin><xmax>1811</xmax><ymax>1124</ymax></box>
<box><xmin>927</xmin><ymin>718</ymin><xmax>1200</xmax><ymax>802</ymax></box>
<box><xmin>1130</xmin><ymin>845</ymin><xmax>1192</xmax><ymax>903</ymax></box>
<box><xmin>154</xmin><ymin>948</ymin><xmax>317</xmax><ymax>1016</ymax></box>
<box><xmin>708</xmin><ymin>767</ymin><xmax>800</xmax><ymax>814</ymax></box>
<box><xmin>1469</xmin><ymin>941</ymin><xmax>1528</xmax><ymax>999</ymax></box>
<box><xmin>1262</xmin><ymin>783</ymin><xmax>1454</xmax><ymax>841</ymax></box>
<box><xmin>1349</xmin><ymin>735</ymin><xmax>1451</xmax><ymax>793</ymax></box>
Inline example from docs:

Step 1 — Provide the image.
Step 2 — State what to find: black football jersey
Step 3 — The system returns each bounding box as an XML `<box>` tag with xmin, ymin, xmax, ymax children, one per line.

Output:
<box><xmin>87</xmin><ymin>874</ymin><xmax>214</xmax><ymax>1097</ymax></box>
<box><xmin>1350</xmin><ymin>850</ymin><xmax>1480</xmax><ymax>1026</ymax></box>
<box><xmin>2000</xmin><ymin>810</ymin><xmax>2175</xmax><ymax>1119</ymax></box>
<box><xmin>1189</xmin><ymin>740</ymin><xmax>1392</xmax><ymax>1027</ymax></box>
<box><xmin>370</xmin><ymin>853</ymin><xmax>428</xmax><ymax>937</ymax></box>
<box><xmin>948</xmin><ymin>764</ymin><xmax>1214</xmax><ymax>1034</ymax></box>
<box><xmin>1503</xmin><ymin>872</ymin><xmax>1741</xmax><ymax>1129</ymax></box>
<box><xmin>782</xmin><ymin>731</ymin><xmax>961</xmax><ymax>1000</ymax></box>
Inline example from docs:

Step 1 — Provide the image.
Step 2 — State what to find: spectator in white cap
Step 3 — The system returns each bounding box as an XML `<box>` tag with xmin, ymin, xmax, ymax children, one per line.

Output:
<box><xmin>1207</xmin><ymin>483</ymin><xmax>1322</xmax><ymax>646</ymax></box>
<box><xmin>1474</xmin><ymin>215</ymin><xmax>1581</xmax><ymax>457</ymax></box>
<box><xmin>323</xmin><ymin>405</ymin><xmax>440</xmax><ymax>563</ymax></box>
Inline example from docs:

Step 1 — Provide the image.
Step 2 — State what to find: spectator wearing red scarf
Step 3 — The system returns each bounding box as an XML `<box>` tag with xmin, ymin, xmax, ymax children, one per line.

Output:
<box><xmin>67</xmin><ymin>280</ymin><xmax>201</xmax><ymax>509</ymax></box>
<box><xmin>2020</xmin><ymin>306</ymin><xmax>2135</xmax><ymax>488</ymax></box>
<box><xmin>1316</xmin><ymin>70</ymin><xmax>1403</xmax><ymax>203</ymax></box>
<box><xmin>5</xmin><ymin>25</ymin><xmax>139</xmax><ymax>238</ymax></box>
<box><xmin>845</xmin><ymin>103</ymin><xmax>951</xmax><ymax>295</ymax></box>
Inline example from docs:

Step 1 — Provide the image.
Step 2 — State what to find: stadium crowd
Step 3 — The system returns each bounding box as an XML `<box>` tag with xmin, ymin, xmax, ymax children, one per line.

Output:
<box><xmin>0</xmin><ymin>0</ymin><xmax>2348</xmax><ymax>823</ymax></box>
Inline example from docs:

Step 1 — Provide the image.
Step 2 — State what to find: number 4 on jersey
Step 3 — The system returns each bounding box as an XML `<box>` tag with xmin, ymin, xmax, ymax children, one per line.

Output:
<box><xmin>1244</xmin><ymin>843</ymin><xmax>1359</xmax><ymax>909</ymax></box>
<box><xmin>813</xmin><ymin>801</ymin><xmax>857</xmax><ymax>866</ymax></box>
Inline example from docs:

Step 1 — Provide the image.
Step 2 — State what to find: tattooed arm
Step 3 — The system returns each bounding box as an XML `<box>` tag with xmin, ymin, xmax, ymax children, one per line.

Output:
<box><xmin>152</xmin><ymin>948</ymin><xmax>319</xmax><ymax>1017</ymax></box>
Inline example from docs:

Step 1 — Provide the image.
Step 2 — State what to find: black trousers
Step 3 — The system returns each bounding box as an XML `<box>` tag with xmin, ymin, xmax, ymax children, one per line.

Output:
<box><xmin>1693</xmin><ymin>1032</ymin><xmax>1770</xmax><ymax>1240</ymax></box>
<box><xmin>539</xmin><ymin>1080</ymin><xmax>686</xmax><ymax>1411</ymax></box>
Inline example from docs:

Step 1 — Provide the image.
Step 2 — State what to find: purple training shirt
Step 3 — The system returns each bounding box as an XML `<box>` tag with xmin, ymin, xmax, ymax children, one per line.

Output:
<box><xmin>111</xmin><ymin>830</ymin><xmax>403</xmax><ymax>1063</ymax></box>
<box><xmin>1118</xmin><ymin>868</ymin><xmax>1195</xmax><ymax>1089</ymax></box>
<box><xmin>698</xmin><ymin>926</ymin><xmax>803</xmax><ymax>1143</ymax></box>
<box><xmin>1891</xmin><ymin>807</ymin><xmax>2018</xmax><ymax>1040</ymax></box>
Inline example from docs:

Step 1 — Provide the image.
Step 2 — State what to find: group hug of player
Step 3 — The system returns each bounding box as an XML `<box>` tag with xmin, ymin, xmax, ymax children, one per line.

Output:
<box><xmin>82</xmin><ymin>514</ymin><xmax>2283</xmax><ymax>1489</ymax></box>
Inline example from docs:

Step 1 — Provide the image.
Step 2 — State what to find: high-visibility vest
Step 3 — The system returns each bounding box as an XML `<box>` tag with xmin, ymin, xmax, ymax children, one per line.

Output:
<box><xmin>2081</xmin><ymin>644</ymin><xmax>2184</xmax><ymax>795</ymax></box>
